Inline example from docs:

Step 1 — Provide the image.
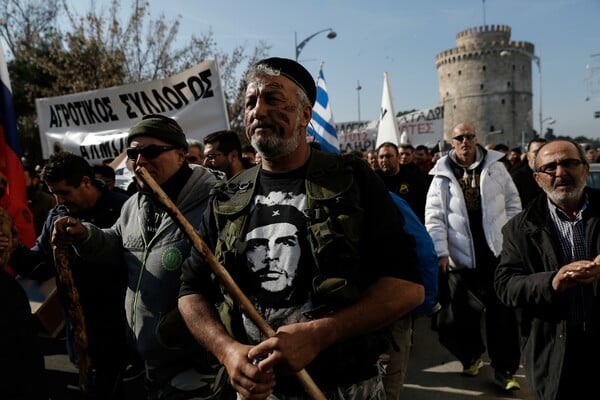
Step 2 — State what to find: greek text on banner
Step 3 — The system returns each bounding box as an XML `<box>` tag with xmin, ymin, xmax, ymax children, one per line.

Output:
<box><xmin>35</xmin><ymin>59</ymin><xmax>230</xmax><ymax>162</ymax></box>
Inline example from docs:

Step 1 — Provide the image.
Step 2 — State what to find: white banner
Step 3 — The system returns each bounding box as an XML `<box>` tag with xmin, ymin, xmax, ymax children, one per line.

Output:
<box><xmin>397</xmin><ymin>106</ymin><xmax>444</xmax><ymax>149</ymax></box>
<box><xmin>335</xmin><ymin>105</ymin><xmax>444</xmax><ymax>153</ymax></box>
<box><xmin>335</xmin><ymin>120</ymin><xmax>378</xmax><ymax>153</ymax></box>
<box><xmin>35</xmin><ymin>59</ymin><xmax>230</xmax><ymax>162</ymax></box>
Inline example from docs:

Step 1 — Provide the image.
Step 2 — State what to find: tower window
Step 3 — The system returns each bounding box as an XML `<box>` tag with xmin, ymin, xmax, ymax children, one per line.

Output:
<box><xmin>458</xmin><ymin>70</ymin><xmax>462</xmax><ymax>75</ymax></box>
<box><xmin>507</xmin><ymin>81</ymin><xmax>512</xmax><ymax>88</ymax></box>
<box><xmin>480</xmin><ymin>84</ymin><xmax>484</xmax><ymax>90</ymax></box>
<box><xmin>501</xmin><ymin>99</ymin><xmax>506</xmax><ymax>104</ymax></box>
<box><xmin>482</xmin><ymin>65</ymin><xmax>487</xmax><ymax>71</ymax></box>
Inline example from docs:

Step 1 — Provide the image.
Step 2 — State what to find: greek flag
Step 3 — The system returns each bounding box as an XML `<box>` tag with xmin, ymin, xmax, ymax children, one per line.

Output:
<box><xmin>308</xmin><ymin>67</ymin><xmax>339</xmax><ymax>153</ymax></box>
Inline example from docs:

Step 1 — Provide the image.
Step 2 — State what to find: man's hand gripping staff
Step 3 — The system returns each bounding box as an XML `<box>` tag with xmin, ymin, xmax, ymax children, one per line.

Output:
<box><xmin>51</xmin><ymin>216</ymin><xmax>93</xmax><ymax>394</ymax></box>
<box><xmin>134</xmin><ymin>166</ymin><xmax>327</xmax><ymax>400</ymax></box>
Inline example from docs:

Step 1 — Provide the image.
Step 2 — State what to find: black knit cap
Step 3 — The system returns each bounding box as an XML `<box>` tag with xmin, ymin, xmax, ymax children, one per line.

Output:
<box><xmin>127</xmin><ymin>114</ymin><xmax>188</xmax><ymax>150</ymax></box>
<box><xmin>254</xmin><ymin>57</ymin><xmax>316</xmax><ymax>106</ymax></box>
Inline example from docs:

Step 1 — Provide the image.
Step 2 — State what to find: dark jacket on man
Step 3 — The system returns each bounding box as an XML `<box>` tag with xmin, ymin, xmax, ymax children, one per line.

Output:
<box><xmin>495</xmin><ymin>188</ymin><xmax>600</xmax><ymax>399</ymax></box>
<box><xmin>510</xmin><ymin>163</ymin><xmax>543</xmax><ymax>208</ymax></box>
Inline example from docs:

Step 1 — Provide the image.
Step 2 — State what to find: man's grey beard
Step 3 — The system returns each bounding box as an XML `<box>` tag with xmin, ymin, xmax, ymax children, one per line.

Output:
<box><xmin>545</xmin><ymin>184</ymin><xmax>586</xmax><ymax>207</ymax></box>
<box><xmin>251</xmin><ymin>119</ymin><xmax>304</xmax><ymax>161</ymax></box>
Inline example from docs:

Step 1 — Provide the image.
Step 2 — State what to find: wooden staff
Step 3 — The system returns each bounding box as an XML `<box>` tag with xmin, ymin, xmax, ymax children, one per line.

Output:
<box><xmin>0</xmin><ymin>208</ymin><xmax>14</xmax><ymax>266</ymax></box>
<box><xmin>135</xmin><ymin>166</ymin><xmax>327</xmax><ymax>400</ymax></box>
<box><xmin>53</xmin><ymin>229</ymin><xmax>92</xmax><ymax>394</ymax></box>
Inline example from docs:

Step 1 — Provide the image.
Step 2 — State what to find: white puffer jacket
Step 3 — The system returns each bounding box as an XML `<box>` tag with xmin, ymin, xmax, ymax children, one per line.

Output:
<box><xmin>425</xmin><ymin>147</ymin><xmax>521</xmax><ymax>270</ymax></box>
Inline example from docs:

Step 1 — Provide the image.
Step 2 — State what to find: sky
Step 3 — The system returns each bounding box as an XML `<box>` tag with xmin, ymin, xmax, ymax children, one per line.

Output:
<box><xmin>69</xmin><ymin>0</ymin><xmax>600</xmax><ymax>140</ymax></box>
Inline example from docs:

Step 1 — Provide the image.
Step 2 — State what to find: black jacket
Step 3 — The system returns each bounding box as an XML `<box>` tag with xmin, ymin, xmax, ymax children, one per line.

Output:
<box><xmin>494</xmin><ymin>187</ymin><xmax>600</xmax><ymax>399</ymax></box>
<box><xmin>510</xmin><ymin>163</ymin><xmax>544</xmax><ymax>208</ymax></box>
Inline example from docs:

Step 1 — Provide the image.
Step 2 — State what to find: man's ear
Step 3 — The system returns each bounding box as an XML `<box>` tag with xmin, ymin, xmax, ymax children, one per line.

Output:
<box><xmin>302</xmin><ymin>105</ymin><xmax>312</xmax><ymax>128</ymax></box>
<box><xmin>533</xmin><ymin>172</ymin><xmax>543</xmax><ymax>187</ymax></box>
<box><xmin>80</xmin><ymin>176</ymin><xmax>92</xmax><ymax>187</ymax></box>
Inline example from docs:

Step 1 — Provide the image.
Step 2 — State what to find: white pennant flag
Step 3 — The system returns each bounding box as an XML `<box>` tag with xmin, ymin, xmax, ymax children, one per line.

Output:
<box><xmin>376</xmin><ymin>71</ymin><xmax>401</xmax><ymax>148</ymax></box>
<box><xmin>308</xmin><ymin>65</ymin><xmax>339</xmax><ymax>153</ymax></box>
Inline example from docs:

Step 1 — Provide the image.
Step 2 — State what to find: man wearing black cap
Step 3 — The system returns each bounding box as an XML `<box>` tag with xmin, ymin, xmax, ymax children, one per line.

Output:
<box><xmin>52</xmin><ymin>114</ymin><xmax>225</xmax><ymax>399</ymax></box>
<box><xmin>178</xmin><ymin>58</ymin><xmax>424</xmax><ymax>399</ymax></box>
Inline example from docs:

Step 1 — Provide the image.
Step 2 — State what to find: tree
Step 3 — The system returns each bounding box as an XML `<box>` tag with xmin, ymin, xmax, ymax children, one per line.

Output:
<box><xmin>0</xmin><ymin>0</ymin><xmax>269</xmax><ymax>162</ymax></box>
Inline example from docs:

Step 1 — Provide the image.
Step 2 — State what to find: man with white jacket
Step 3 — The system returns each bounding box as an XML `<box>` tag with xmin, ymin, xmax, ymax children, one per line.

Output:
<box><xmin>425</xmin><ymin>122</ymin><xmax>522</xmax><ymax>391</ymax></box>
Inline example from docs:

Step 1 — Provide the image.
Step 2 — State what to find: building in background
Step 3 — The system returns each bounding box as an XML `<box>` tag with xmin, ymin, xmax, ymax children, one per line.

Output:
<box><xmin>436</xmin><ymin>25</ymin><xmax>534</xmax><ymax>148</ymax></box>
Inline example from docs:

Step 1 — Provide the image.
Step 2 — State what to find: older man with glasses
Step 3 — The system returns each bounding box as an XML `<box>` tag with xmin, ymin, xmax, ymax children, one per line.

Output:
<box><xmin>496</xmin><ymin>139</ymin><xmax>600</xmax><ymax>399</ymax></box>
<box><xmin>185</xmin><ymin>140</ymin><xmax>205</xmax><ymax>165</ymax></box>
<box><xmin>51</xmin><ymin>114</ymin><xmax>226</xmax><ymax>400</ymax></box>
<box><xmin>425</xmin><ymin>122</ymin><xmax>523</xmax><ymax>391</ymax></box>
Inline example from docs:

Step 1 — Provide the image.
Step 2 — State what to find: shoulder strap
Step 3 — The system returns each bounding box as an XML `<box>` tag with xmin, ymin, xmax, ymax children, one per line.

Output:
<box><xmin>306</xmin><ymin>150</ymin><xmax>356</xmax><ymax>202</ymax></box>
<box><xmin>211</xmin><ymin>165</ymin><xmax>260</xmax><ymax>216</ymax></box>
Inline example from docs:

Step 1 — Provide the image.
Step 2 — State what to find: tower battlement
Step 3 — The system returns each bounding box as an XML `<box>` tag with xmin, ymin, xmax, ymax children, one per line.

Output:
<box><xmin>435</xmin><ymin>40</ymin><xmax>534</xmax><ymax>67</ymax></box>
<box><xmin>435</xmin><ymin>24</ymin><xmax>535</xmax><ymax>147</ymax></box>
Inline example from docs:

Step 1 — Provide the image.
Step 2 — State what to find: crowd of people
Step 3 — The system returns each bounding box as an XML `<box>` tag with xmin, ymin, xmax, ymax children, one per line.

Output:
<box><xmin>0</xmin><ymin>56</ymin><xmax>598</xmax><ymax>400</ymax></box>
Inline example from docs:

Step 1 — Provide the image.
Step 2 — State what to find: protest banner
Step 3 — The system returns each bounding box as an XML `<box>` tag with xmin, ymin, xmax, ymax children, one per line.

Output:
<box><xmin>36</xmin><ymin>59</ymin><xmax>230</xmax><ymax>163</ymax></box>
<box><xmin>335</xmin><ymin>105</ymin><xmax>444</xmax><ymax>153</ymax></box>
<box><xmin>397</xmin><ymin>106</ymin><xmax>444</xmax><ymax>148</ymax></box>
<box><xmin>335</xmin><ymin>120</ymin><xmax>378</xmax><ymax>153</ymax></box>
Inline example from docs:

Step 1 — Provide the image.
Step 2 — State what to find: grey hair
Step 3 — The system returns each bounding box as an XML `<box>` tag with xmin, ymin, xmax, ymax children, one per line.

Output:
<box><xmin>532</xmin><ymin>138</ymin><xmax>589</xmax><ymax>171</ymax></box>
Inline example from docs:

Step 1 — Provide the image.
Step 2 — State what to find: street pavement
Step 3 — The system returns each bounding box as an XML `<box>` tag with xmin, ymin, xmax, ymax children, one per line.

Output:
<box><xmin>41</xmin><ymin>315</ymin><xmax>532</xmax><ymax>399</ymax></box>
<box><xmin>403</xmin><ymin>315</ymin><xmax>532</xmax><ymax>400</ymax></box>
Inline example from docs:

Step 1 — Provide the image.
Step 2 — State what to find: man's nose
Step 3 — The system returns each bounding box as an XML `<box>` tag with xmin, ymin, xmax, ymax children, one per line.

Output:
<box><xmin>554</xmin><ymin>164</ymin><xmax>569</xmax><ymax>177</ymax></box>
<box><xmin>251</xmin><ymin>98</ymin><xmax>269</xmax><ymax>119</ymax></box>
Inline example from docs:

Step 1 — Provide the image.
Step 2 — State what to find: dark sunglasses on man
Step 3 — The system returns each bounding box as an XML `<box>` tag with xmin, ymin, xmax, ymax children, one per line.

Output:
<box><xmin>452</xmin><ymin>133</ymin><xmax>476</xmax><ymax>142</ymax></box>
<box><xmin>126</xmin><ymin>145</ymin><xmax>177</xmax><ymax>161</ymax></box>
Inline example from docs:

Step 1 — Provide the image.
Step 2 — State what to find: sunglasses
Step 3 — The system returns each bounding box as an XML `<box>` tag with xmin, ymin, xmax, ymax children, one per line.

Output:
<box><xmin>126</xmin><ymin>145</ymin><xmax>177</xmax><ymax>160</ymax></box>
<box><xmin>452</xmin><ymin>133</ymin><xmax>476</xmax><ymax>142</ymax></box>
<box><xmin>536</xmin><ymin>158</ymin><xmax>583</xmax><ymax>176</ymax></box>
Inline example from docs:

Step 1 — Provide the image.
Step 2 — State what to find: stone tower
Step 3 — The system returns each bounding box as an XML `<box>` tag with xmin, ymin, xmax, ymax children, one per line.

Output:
<box><xmin>436</xmin><ymin>25</ymin><xmax>535</xmax><ymax>148</ymax></box>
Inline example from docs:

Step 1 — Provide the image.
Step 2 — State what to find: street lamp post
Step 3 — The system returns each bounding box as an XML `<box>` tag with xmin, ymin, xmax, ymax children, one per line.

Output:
<box><xmin>356</xmin><ymin>80</ymin><xmax>362</xmax><ymax>123</ymax></box>
<box><xmin>500</xmin><ymin>49</ymin><xmax>543</xmax><ymax>136</ymax></box>
<box><xmin>542</xmin><ymin>116</ymin><xmax>556</xmax><ymax>136</ymax></box>
<box><xmin>295</xmin><ymin>28</ymin><xmax>337</xmax><ymax>61</ymax></box>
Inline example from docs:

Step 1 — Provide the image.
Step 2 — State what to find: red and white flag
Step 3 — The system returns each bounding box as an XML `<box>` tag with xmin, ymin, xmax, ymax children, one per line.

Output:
<box><xmin>0</xmin><ymin>41</ymin><xmax>35</xmax><ymax>249</ymax></box>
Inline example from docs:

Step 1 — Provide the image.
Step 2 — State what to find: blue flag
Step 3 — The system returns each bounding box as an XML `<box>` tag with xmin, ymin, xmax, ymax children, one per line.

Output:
<box><xmin>308</xmin><ymin>67</ymin><xmax>339</xmax><ymax>153</ymax></box>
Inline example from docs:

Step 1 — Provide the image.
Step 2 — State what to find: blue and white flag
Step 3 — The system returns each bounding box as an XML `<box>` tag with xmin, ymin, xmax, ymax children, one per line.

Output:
<box><xmin>308</xmin><ymin>67</ymin><xmax>339</xmax><ymax>153</ymax></box>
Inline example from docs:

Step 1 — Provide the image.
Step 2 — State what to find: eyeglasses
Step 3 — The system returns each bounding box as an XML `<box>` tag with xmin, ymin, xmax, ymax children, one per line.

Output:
<box><xmin>536</xmin><ymin>158</ymin><xmax>583</xmax><ymax>176</ymax></box>
<box><xmin>204</xmin><ymin>152</ymin><xmax>224</xmax><ymax>161</ymax></box>
<box><xmin>186</xmin><ymin>155</ymin><xmax>200</xmax><ymax>163</ymax></box>
<box><xmin>126</xmin><ymin>145</ymin><xmax>177</xmax><ymax>160</ymax></box>
<box><xmin>452</xmin><ymin>133</ymin><xmax>476</xmax><ymax>142</ymax></box>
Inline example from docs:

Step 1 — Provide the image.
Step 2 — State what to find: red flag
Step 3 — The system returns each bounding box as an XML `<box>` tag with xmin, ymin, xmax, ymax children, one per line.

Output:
<box><xmin>0</xmin><ymin>42</ymin><xmax>35</xmax><ymax>249</ymax></box>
